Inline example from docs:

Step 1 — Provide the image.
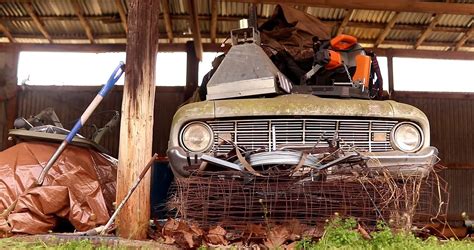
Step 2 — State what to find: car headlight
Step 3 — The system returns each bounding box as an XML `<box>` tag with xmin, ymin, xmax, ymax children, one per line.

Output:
<box><xmin>391</xmin><ymin>122</ymin><xmax>423</xmax><ymax>152</ymax></box>
<box><xmin>180</xmin><ymin>122</ymin><xmax>213</xmax><ymax>152</ymax></box>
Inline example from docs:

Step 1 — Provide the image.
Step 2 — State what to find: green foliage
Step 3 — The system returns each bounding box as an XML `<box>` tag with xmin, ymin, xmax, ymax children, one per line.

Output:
<box><xmin>316</xmin><ymin>217</ymin><xmax>368</xmax><ymax>249</ymax></box>
<box><xmin>0</xmin><ymin>239</ymin><xmax>115</xmax><ymax>250</ymax></box>
<box><xmin>296</xmin><ymin>217</ymin><xmax>474</xmax><ymax>250</ymax></box>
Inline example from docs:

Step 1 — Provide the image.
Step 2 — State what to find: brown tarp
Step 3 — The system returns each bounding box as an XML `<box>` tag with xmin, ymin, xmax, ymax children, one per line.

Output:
<box><xmin>260</xmin><ymin>4</ymin><xmax>331</xmax><ymax>60</ymax></box>
<box><xmin>0</xmin><ymin>142</ymin><xmax>117</xmax><ymax>234</ymax></box>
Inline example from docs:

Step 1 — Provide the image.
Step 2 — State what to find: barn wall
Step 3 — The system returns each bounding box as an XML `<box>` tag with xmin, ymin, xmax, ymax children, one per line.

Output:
<box><xmin>16</xmin><ymin>85</ymin><xmax>185</xmax><ymax>157</ymax></box>
<box><xmin>13</xmin><ymin>87</ymin><xmax>474</xmax><ymax>218</ymax></box>
<box><xmin>394</xmin><ymin>92</ymin><xmax>474</xmax><ymax>219</ymax></box>
<box><xmin>394</xmin><ymin>92</ymin><xmax>474</xmax><ymax>166</ymax></box>
<box><xmin>0</xmin><ymin>51</ymin><xmax>18</xmax><ymax>150</ymax></box>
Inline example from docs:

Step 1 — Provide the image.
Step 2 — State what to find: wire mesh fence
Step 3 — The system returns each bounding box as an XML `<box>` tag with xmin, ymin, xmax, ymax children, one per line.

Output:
<box><xmin>168</xmin><ymin>167</ymin><xmax>448</xmax><ymax>233</ymax></box>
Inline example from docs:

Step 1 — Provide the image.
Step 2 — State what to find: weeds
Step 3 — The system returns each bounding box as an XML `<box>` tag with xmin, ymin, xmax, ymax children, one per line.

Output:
<box><xmin>296</xmin><ymin>217</ymin><xmax>474</xmax><ymax>250</ymax></box>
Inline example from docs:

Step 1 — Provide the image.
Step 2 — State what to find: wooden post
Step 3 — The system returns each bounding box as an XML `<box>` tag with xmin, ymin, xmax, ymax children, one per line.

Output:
<box><xmin>184</xmin><ymin>40</ymin><xmax>199</xmax><ymax>100</ymax></box>
<box><xmin>387</xmin><ymin>50</ymin><xmax>395</xmax><ymax>98</ymax></box>
<box><xmin>116</xmin><ymin>0</ymin><xmax>159</xmax><ymax>240</ymax></box>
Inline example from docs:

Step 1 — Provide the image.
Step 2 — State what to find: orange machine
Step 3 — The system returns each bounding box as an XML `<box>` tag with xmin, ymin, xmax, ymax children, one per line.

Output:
<box><xmin>303</xmin><ymin>34</ymin><xmax>373</xmax><ymax>89</ymax></box>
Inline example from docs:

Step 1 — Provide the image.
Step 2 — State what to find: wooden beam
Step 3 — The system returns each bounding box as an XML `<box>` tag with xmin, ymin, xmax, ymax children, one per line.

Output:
<box><xmin>2</xmin><ymin>32</ymin><xmax>474</xmax><ymax>49</ymax></box>
<box><xmin>0</xmin><ymin>42</ymin><xmax>472</xmax><ymax>60</ymax></box>
<box><xmin>0</xmin><ymin>21</ymin><xmax>14</xmax><ymax>42</ymax></box>
<box><xmin>229</xmin><ymin>0</ymin><xmax>474</xmax><ymax>15</ymax></box>
<box><xmin>0</xmin><ymin>0</ymin><xmax>30</xmax><ymax>3</ymax></box>
<box><xmin>414</xmin><ymin>14</ymin><xmax>443</xmax><ymax>49</ymax></box>
<box><xmin>0</xmin><ymin>42</ymin><xmax>230</xmax><ymax>53</ymax></box>
<box><xmin>116</xmin><ymin>0</ymin><xmax>159</xmax><ymax>240</ymax></box>
<box><xmin>336</xmin><ymin>9</ymin><xmax>354</xmax><ymax>36</ymax></box>
<box><xmin>184</xmin><ymin>41</ymin><xmax>199</xmax><ymax>100</ymax></box>
<box><xmin>386</xmin><ymin>51</ymin><xmax>394</xmax><ymax>96</ymax></box>
<box><xmin>23</xmin><ymin>3</ymin><xmax>52</xmax><ymax>43</ymax></box>
<box><xmin>374</xmin><ymin>12</ymin><xmax>401</xmax><ymax>48</ymax></box>
<box><xmin>370</xmin><ymin>48</ymin><xmax>474</xmax><ymax>60</ymax></box>
<box><xmin>454</xmin><ymin>25</ymin><xmax>474</xmax><ymax>51</ymax></box>
<box><xmin>0</xmin><ymin>13</ymin><xmax>471</xmax><ymax>34</ymax></box>
<box><xmin>71</xmin><ymin>0</ymin><xmax>94</xmax><ymax>44</ymax></box>
<box><xmin>210</xmin><ymin>0</ymin><xmax>218</xmax><ymax>44</ymax></box>
<box><xmin>161</xmin><ymin>0</ymin><xmax>174</xmax><ymax>43</ymax></box>
<box><xmin>394</xmin><ymin>91</ymin><xmax>474</xmax><ymax>100</ymax></box>
<box><xmin>115</xmin><ymin>0</ymin><xmax>128</xmax><ymax>33</ymax></box>
<box><xmin>187</xmin><ymin>0</ymin><xmax>203</xmax><ymax>60</ymax></box>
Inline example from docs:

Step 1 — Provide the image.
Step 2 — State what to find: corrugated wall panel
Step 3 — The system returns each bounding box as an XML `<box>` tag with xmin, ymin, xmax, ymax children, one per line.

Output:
<box><xmin>16</xmin><ymin>86</ymin><xmax>184</xmax><ymax>157</ymax></box>
<box><xmin>395</xmin><ymin>93</ymin><xmax>474</xmax><ymax>219</ymax></box>
<box><xmin>440</xmin><ymin>169</ymin><xmax>474</xmax><ymax>220</ymax></box>
<box><xmin>395</xmin><ymin>94</ymin><xmax>474</xmax><ymax>165</ymax></box>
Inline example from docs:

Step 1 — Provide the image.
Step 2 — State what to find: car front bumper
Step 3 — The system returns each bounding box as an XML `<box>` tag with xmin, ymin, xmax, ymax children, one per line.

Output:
<box><xmin>167</xmin><ymin>146</ymin><xmax>438</xmax><ymax>178</ymax></box>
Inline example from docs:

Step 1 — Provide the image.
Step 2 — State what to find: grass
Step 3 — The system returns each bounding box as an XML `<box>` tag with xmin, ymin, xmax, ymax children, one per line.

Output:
<box><xmin>0</xmin><ymin>238</ymin><xmax>119</xmax><ymax>250</ymax></box>
<box><xmin>296</xmin><ymin>217</ymin><xmax>474</xmax><ymax>250</ymax></box>
<box><xmin>0</xmin><ymin>238</ymin><xmax>90</xmax><ymax>249</ymax></box>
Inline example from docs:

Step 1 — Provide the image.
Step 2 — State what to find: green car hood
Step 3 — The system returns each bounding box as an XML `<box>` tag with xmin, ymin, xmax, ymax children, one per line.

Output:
<box><xmin>169</xmin><ymin>94</ymin><xmax>430</xmax><ymax>148</ymax></box>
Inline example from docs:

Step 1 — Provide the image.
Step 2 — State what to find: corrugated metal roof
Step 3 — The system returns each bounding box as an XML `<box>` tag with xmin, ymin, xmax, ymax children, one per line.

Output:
<box><xmin>351</xmin><ymin>10</ymin><xmax>395</xmax><ymax>23</ymax></box>
<box><xmin>306</xmin><ymin>7</ymin><xmax>346</xmax><ymax>20</ymax></box>
<box><xmin>397</xmin><ymin>12</ymin><xmax>433</xmax><ymax>25</ymax></box>
<box><xmin>5</xmin><ymin>20</ymin><xmax>36</xmax><ymax>35</ymax></box>
<box><xmin>88</xmin><ymin>20</ymin><xmax>123</xmax><ymax>34</ymax></box>
<box><xmin>345</xmin><ymin>27</ymin><xmax>381</xmax><ymax>40</ymax></box>
<box><xmin>34</xmin><ymin>0</ymin><xmax>75</xmax><ymax>16</ymax></box>
<box><xmin>0</xmin><ymin>0</ymin><xmax>471</xmax><ymax>52</ymax></box>
<box><xmin>0</xmin><ymin>3</ymin><xmax>26</xmax><ymax>17</ymax></box>
<box><xmin>44</xmin><ymin>20</ymin><xmax>84</xmax><ymax>35</ymax></box>
<box><xmin>387</xmin><ymin>29</ymin><xmax>420</xmax><ymax>42</ymax></box>
<box><xmin>169</xmin><ymin>0</ymin><xmax>186</xmax><ymax>15</ymax></box>
<box><xmin>428</xmin><ymin>31</ymin><xmax>463</xmax><ymax>43</ymax></box>
<box><xmin>438</xmin><ymin>14</ymin><xmax>473</xmax><ymax>27</ymax></box>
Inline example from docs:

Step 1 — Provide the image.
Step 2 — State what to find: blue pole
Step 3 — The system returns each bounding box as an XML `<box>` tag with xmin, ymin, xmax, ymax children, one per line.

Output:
<box><xmin>37</xmin><ymin>62</ymin><xmax>125</xmax><ymax>185</ymax></box>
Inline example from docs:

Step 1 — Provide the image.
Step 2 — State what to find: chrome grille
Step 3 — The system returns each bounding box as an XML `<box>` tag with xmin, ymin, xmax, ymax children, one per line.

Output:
<box><xmin>205</xmin><ymin>118</ymin><xmax>398</xmax><ymax>154</ymax></box>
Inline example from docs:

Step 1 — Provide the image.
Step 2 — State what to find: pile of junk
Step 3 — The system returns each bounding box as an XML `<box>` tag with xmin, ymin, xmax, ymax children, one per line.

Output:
<box><xmin>167</xmin><ymin>4</ymin><xmax>454</xmax><ymax>240</ymax></box>
<box><xmin>0</xmin><ymin>61</ymin><xmax>125</xmax><ymax>237</ymax></box>
<box><xmin>0</xmin><ymin>107</ymin><xmax>120</xmax><ymax>236</ymax></box>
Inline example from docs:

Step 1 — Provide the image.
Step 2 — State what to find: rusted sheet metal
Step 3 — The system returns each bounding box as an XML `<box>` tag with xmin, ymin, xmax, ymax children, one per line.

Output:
<box><xmin>16</xmin><ymin>85</ymin><xmax>185</xmax><ymax>157</ymax></box>
<box><xmin>439</xmin><ymin>168</ymin><xmax>474</xmax><ymax>220</ymax></box>
<box><xmin>395</xmin><ymin>93</ymin><xmax>474</xmax><ymax>165</ymax></box>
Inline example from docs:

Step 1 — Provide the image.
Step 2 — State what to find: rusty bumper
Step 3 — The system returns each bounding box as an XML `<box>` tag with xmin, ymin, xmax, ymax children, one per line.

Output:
<box><xmin>167</xmin><ymin>146</ymin><xmax>438</xmax><ymax>178</ymax></box>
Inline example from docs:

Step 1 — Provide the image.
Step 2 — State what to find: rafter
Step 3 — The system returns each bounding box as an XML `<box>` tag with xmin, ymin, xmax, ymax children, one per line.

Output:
<box><xmin>336</xmin><ymin>9</ymin><xmax>354</xmax><ymax>36</ymax></box>
<box><xmin>115</xmin><ymin>0</ymin><xmax>128</xmax><ymax>33</ymax></box>
<box><xmin>0</xmin><ymin>21</ymin><xmax>14</xmax><ymax>42</ymax></box>
<box><xmin>0</xmin><ymin>13</ymin><xmax>470</xmax><ymax>34</ymax></box>
<box><xmin>415</xmin><ymin>14</ymin><xmax>443</xmax><ymax>49</ymax></box>
<box><xmin>23</xmin><ymin>2</ymin><xmax>52</xmax><ymax>43</ymax></box>
<box><xmin>374</xmin><ymin>12</ymin><xmax>401</xmax><ymax>48</ymax></box>
<box><xmin>187</xmin><ymin>0</ymin><xmax>203</xmax><ymax>60</ymax></box>
<box><xmin>454</xmin><ymin>24</ymin><xmax>474</xmax><ymax>51</ymax></box>
<box><xmin>230</xmin><ymin>0</ymin><xmax>474</xmax><ymax>15</ymax></box>
<box><xmin>71</xmin><ymin>0</ymin><xmax>94</xmax><ymax>44</ymax></box>
<box><xmin>2</xmin><ymin>32</ymin><xmax>473</xmax><ymax>50</ymax></box>
<box><xmin>210</xmin><ymin>0</ymin><xmax>218</xmax><ymax>44</ymax></box>
<box><xmin>161</xmin><ymin>0</ymin><xmax>174</xmax><ymax>43</ymax></box>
